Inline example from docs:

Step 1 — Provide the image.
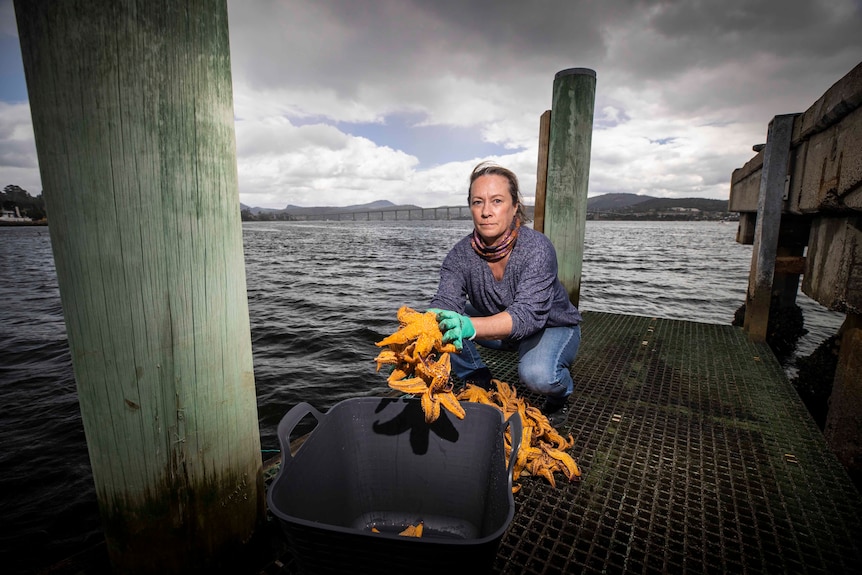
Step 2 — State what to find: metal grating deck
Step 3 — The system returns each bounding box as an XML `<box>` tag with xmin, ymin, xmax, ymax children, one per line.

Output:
<box><xmin>264</xmin><ymin>311</ymin><xmax>862</xmax><ymax>575</ymax></box>
<box><xmin>483</xmin><ymin>311</ymin><xmax>862</xmax><ymax>574</ymax></box>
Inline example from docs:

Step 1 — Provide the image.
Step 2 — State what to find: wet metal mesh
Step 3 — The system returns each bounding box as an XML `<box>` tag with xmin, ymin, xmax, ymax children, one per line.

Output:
<box><xmin>487</xmin><ymin>311</ymin><xmax>862</xmax><ymax>574</ymax></box>
<box><xmin>265</xmin><ymin>311</ymin><xmax>862</xmax><ymax>574</ymax></box>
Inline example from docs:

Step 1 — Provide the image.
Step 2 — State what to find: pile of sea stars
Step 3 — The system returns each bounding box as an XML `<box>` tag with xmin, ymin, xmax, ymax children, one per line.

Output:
<box><xmin>374</xmin><ymin>306</ymin><xmax>462</xmax><ymax>423</ymax></box>
<box><xmin>374</xmin><ymin>306</ymin><xmax>581</xmax><ymax>490</ymax></box>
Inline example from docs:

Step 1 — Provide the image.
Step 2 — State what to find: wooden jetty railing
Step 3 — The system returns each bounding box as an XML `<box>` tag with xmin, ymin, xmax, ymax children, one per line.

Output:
<box><xmin>728</xmin><ymin>60</ymin><xmax>862</xmax><ymax>486</ymax></box>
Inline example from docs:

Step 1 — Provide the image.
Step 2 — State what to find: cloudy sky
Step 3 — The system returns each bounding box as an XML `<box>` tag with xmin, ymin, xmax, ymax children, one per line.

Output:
<box><xmin>1</xmin><ymin>0</ymin><xmax>860</xmax><ymax>209</ymax></box>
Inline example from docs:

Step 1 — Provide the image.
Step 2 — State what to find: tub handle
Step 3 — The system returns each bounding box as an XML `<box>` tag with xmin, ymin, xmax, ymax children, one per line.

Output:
<box><xmin>276</xmin><ymin>401</ymin><xmax>324</xmax><ymax>463</ymax></box>
<box><xmin>504</xmin><ymin>411</ymin><xmax>523</xmax><ymax>482</ymax></box>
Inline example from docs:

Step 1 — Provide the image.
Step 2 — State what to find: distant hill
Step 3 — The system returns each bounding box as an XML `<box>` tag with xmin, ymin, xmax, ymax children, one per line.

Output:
<box><xmin>584</xmin><ymin>193</ymin><xmax>731</xmax><ymax>221</ymax></box>
<box><xmin>587</xmin><ymin>193</ymin><xmax>729</xmax><ymax>214</ymax></box>
<box><xmin>282</xmin><ymin>199</ymin><xmax>424</xmax><ymax>216</ymax></box>
<box><xmin>240</xmin><ymin>200</ymin><xmax>422</xmax><ymax>217</ymax></box>
<box><xmin>240</xmin><ymin>193</ymin><xmax>731</xmax><ymax>222</ymax></box>
<box><xmin>240</xmin><ymin>199</ymin><xmax>432</xmax><ymax>221</ymax></box>
<box><xmin>586</xmin><ymin>193</ymin><xmax>653</xmax><ymax>212</ymax></box>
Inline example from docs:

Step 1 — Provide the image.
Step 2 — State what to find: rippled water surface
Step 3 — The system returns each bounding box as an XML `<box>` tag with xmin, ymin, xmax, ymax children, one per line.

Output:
<box><xmin>0</xmin><ymin>220</ymin><xmax>844</xmax><ymax>573</ymax></box>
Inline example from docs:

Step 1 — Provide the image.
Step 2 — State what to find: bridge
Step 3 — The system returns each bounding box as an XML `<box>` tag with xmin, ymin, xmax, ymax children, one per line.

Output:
<box><xmin>288</xmin><ymin>205</ymin><xmax>472</xmax><ymax>221</ymax></box>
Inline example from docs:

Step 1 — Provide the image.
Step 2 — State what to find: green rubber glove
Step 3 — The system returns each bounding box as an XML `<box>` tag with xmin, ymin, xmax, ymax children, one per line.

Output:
<box><xmin>428</xmin><ymin>308</ymin><xmax>476</xmax><ymax>351</ymax></box>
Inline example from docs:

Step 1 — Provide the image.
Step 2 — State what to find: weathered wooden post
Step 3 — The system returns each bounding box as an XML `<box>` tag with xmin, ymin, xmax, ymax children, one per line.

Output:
<box><xmin>743</xmin><ymin>114</ymin><xmax>797</xmax><ymax>341</ymax></box>
<box><xmin>729</xmin><ymin>62</ymin><xmax>862</xmax><ymax>484</ymax></box>
<box><xmin>533</xmin><ymin>110</ymin><xmax>552</xmax><ymax>234</ymax></box>
<box><xmin>824</xmin><ymin>310</ymin><xmax>862</xmax><ymax>482</ymax></box>
<box><xmin>544</xmin><ymin>68</ymin><xmax>596</xmax><ymax>306</ymax></box>
<box><xmin>14</xmin><ymin>1</ymin><xmax>263</xmax><ymax>572</ymax></box>
<box><xmin>808</xmin><ymin>216</ymin><xmax>862</xmax><ymax>482</ymax></box>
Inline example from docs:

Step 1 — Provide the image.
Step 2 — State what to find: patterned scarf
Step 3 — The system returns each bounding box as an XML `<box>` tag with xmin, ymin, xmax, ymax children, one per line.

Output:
<box><xmin>471</xmin><ymin>217</ymin><xmax>521</xmax><ymax>262</ymax></box>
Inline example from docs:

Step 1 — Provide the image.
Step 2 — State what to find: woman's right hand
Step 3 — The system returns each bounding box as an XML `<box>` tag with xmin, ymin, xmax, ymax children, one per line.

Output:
<box><xmin>428</xmin><ymin>309</ymin><xmax>476</xmax><ymax>351</ymax></box>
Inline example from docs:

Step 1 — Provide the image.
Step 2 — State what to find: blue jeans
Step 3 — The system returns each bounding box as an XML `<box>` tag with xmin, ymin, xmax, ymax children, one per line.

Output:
<box><xmin>449</xmin><ymin>308</ymin><xmax>581</xmax><ymax>400</ymax></box>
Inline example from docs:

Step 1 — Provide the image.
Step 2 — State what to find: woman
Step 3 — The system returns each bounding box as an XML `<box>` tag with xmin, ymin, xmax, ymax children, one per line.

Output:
<box><xmin>429</xmin><ymin>162</ymin><xmax>582</xmax><ymax>417</ymax></box>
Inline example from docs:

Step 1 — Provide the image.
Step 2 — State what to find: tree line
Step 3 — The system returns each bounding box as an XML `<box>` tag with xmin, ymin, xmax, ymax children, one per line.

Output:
<box><xmin>240</xmin><ymin>209</ymin><xmax>296</xmax><ymax>222</ymax></box>
<box><xmin>1</xmin><ymin>185</ymin><xmax>46</xmax><ymax>220</ymax></box>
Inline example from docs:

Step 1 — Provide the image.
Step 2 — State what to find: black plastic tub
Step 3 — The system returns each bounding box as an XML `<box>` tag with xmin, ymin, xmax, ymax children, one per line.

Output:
<box><xmin>267</xmin><ymin>396</ymin><xmax>522</xmax><ymax>575</ymax></box>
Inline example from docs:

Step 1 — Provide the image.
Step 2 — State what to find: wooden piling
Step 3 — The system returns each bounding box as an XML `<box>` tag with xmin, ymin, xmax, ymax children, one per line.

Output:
<box><xmin>14</xmin><ymin>1</ymin><xmax>263</xmax><ymax>572</ymax></box>
<box><xmin>730</xmin><ymin>62</ymin><xmax>862</xmax><ymax>487</ymax></box>
<box><xmin>743</xmin><ymin>114</ymin><xmax>797</xmax><ymax>341</ymax></box>
<box><xmin>533</xmin><ymin>110</ymin><xmax>551</xmax><ymax>233</ymax></box>
<box><xmin>824</xmin><ymin>312</ymin><xmax>862</xmax><ymax>487</ymax></box>
<box><xmin>543</xmin><ymin>68</ymin><xmax>596</xmax><ymax>306</ymax></box>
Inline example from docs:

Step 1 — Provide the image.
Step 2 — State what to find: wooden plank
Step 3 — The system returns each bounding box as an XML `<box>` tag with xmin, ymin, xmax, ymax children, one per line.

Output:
<box><xmin>533</xmin><ymin>110</ymin><xmax>551</xmax><ymax>234</ymax></box>
<box><xmin>774</xmin><ymin>255</ymin><xmax>806</xmax><ymax>275</ymax></box>
<box><xmin>729</xmin><ymin>151</ymin><xmax>765</xmax><ymax>213</ymax></box>
<box><xmin>794</xmin><ymin>103</ymin><xmax>862</xmax><ymax>212</ymax></box>
<box><xmin>803</xmin><ymin>215</ymin><xmax>862</xmax><ymax>312</ymax></box>
<box><xmin>730</xmin><ymin>61</ymin><xmax>862</xmax><ymax>215</ymax></box>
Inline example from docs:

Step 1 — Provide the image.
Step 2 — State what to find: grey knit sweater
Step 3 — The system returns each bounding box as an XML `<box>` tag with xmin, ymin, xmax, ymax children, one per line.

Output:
<box><xmin>429</xmin><ymin>227</ymin><xmax>582</xmax><ymax>340</ymax></box>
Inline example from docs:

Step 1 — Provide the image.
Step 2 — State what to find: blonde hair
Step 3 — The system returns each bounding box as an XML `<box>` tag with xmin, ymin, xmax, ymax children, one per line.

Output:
<box><xmin>468</xmin><ymin>162</ymin><xmax>531</xmax><ymax>223</ymax></box>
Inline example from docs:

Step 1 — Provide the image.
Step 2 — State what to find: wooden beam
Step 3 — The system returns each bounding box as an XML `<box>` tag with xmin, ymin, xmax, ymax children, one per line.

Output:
<box><xmin>803</xmin><ymin>216</ymin><xmax>862</xmax><ymax>311</ymax></box>
<box><xmin>533</xmin><ymin>110</ymin><xmax>551</xmax><ymax>234</ymax></box>
<box><xmin>729</xmin><ymin>62</ymin><xmax>862</xmax><ymax>215</ymax></box>
<box><xmin>744</xmin><ymin>114</ymin><xmax>797</xmax><ymax>341</ymax></box>
<box><xmin>774</xmin><ymin>255</ymin><xmax>806</xmax><ymax>275</ymax></box>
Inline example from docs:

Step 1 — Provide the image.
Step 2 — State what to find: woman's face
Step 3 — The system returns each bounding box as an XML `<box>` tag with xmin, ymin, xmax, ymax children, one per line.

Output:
<box><xmin>469</xmin><ymin>174</ymin><xmax>518</xmax><ymax>246</ymax></box>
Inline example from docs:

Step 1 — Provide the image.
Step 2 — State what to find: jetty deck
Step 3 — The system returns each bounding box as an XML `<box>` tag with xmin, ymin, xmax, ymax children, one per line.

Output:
<box><xmin>267</xmin><ymin>310</ymin><xmax>862</xmax><ymax>574</ymax></box>
<box><xmin>46</xmin><ymin>311</ymin><xmax>862</xmax><ymax>575</ymax></box>
<box><xmin>487</xmin><ymin>311</ymin><xmax>862</xmax><ymax>573</ymax></box>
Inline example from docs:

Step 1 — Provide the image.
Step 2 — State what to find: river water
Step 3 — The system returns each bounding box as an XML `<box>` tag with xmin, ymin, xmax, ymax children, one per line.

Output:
<box><xmin>0</xmin><ymin>220</ymin><xmax>845</xmax><ymax>573</ymax></box>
